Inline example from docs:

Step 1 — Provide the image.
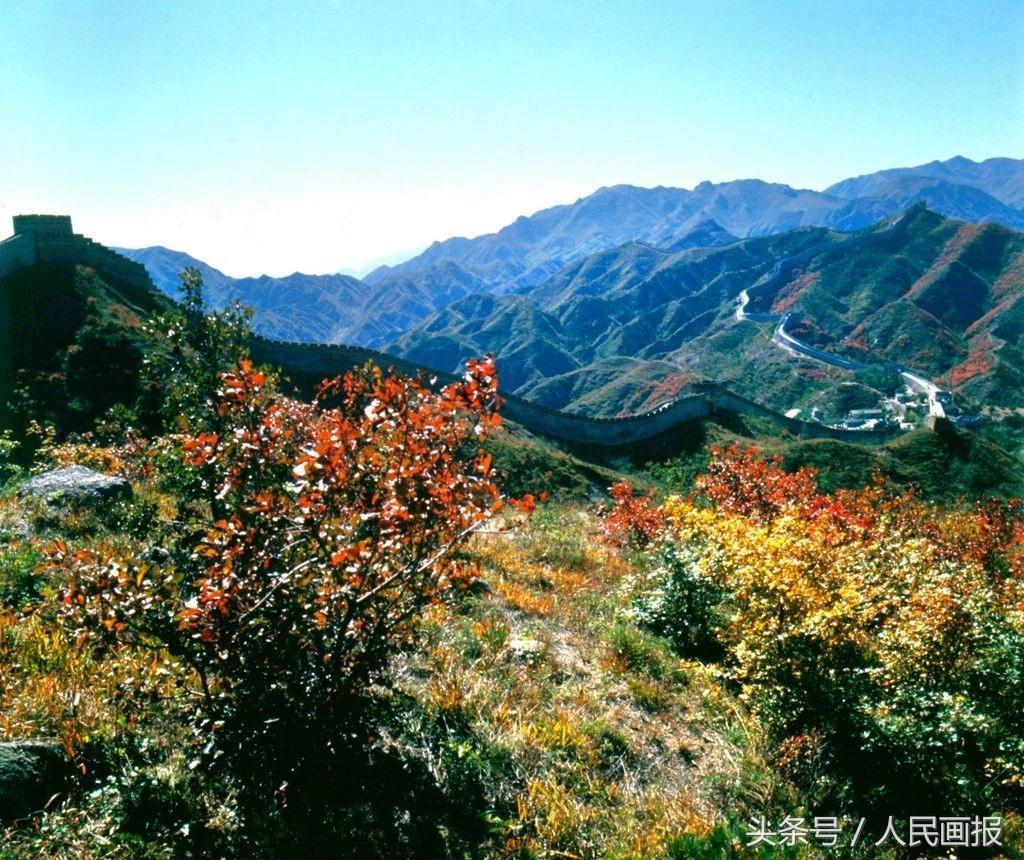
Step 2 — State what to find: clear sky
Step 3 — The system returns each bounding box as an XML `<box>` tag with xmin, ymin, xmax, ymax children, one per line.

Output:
<box><xmin>2</xmin><ymin>0</ymin><xmax>1022</xmax><ymax>276</ymax></box>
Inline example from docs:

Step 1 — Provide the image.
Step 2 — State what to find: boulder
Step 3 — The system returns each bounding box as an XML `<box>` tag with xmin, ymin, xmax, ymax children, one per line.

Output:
<box><xmin>18</xmin><ymin>466</ymin><xmax>131</xmax><ymax>504</ymax></box>
<box><xmin>0</xmin><ymin>740</ymin><xmax>74</xmax><ymax>822</ymax></box>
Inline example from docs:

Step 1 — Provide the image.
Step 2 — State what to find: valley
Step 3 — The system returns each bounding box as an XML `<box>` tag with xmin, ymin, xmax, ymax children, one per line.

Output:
<box><xmin>112</xmin><ymin>158</ymin><xmax>1023</xmax><ymax>442</ymax></box>
<box><xmin>2</xmin><ymin>182</ymin><xmax>1022</xmax><ymax>860</ymax></box>
<box><xmin>731</xmin><ymin>209</ymin><xmax>959</xmax><ymax>428</ymax></box>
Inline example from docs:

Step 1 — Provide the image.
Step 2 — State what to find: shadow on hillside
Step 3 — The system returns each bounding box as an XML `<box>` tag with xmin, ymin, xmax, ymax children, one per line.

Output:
<box><xmin>564</xmin><ymin>412</ymin><xmax>774</xmax><ymax>472</ymax></box>
<box><xmin>223</xmin><ymin>693</ymin><xmax>501</xmax><ymax>859</ymax></box>
<box><xmin>63</xmin><ymin>693</ymin><xmax>503</xmax><ymax>860</ymax></box>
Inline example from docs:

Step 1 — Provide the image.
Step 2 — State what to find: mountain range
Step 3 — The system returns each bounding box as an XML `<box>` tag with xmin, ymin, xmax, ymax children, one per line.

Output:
<box><xmin>394</xmin><ymin>204</ymin><xmax>1024</xmax><ymax>412</ymax></box>
<box><xmin>119</xmin><ymin>155</ymin><xmax>1024</xmax><ymax>353</ymax></box>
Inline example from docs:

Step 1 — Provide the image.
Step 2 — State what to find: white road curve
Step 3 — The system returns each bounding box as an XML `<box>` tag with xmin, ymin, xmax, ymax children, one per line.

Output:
<box><xmin>731</xmin><ymin>207</ymin><xmax>949</xmax><ymax>422</ymax></box>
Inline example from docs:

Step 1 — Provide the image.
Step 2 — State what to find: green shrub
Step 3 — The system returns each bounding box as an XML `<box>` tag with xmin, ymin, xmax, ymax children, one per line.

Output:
<box><xmin>515</xmin><ymin>506</ymin><xmax>588</xmax><ymax>569</ymax></box>
<box><xmin>0</xmin><ymin>543</ymin><xmax>42</xmax><ymax>611</ymax></box>
<box><xmin>622</xmin><ymin>538</ymin><xmax>725</xmax><ymax>658</ymax></box>
<box><xmin>602</xmin><ymin>622</ymin><xmax>680</xmax><ymax>681</ymax></box>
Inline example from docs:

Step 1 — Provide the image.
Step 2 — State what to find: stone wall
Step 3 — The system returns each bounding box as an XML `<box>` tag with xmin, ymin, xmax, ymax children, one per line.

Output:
<box><xmin>0</xmin><ymin>236</ymin><xmax>24</xmax><ymax>426</ymax></box>
<box><xmin>0</xmin><ymin>216</ymin><xmax>153</xmax><ymax>292</ymax></box>
<box><xmin>1</xmin><ymin>215</ymin><xmax>901</xmax><ymax>450</ymax></box>
<box><xmin>711</xmin><ymin>389</ymin><xmax>895</xmax><ymax>444</ymax></box>
<box><xmin>12</xmin><ymin>214</ymin><xmax>73</xmax><ymax>238</ymax></box>
<box><xmin>251</xmin><ymin>337</ymin><xmax>897</xmax><ymax>447</ymax></box>
<box><xmin>0</xmin><ymin>235</ymin><xmax>37</xmax><ymax>280</ymax></box>
<box><xmin>36</xmin><ymin>236</ymin><xmax>154</xmax><ymax>292</ymax></box>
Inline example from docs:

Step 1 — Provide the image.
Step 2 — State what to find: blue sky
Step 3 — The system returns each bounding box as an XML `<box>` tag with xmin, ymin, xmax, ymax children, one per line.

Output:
<box><xmin>1</xmin><ymin>0</ymin><xmax>1021</xmax><ymax>276</ymax></box>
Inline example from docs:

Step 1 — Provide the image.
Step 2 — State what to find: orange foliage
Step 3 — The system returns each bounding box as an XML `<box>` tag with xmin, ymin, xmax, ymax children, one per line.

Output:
<box><xmin>771</xmin><ymin>270</ymin><xmax>819</xmax><ymax>314</ymax></box>
<box><xmin>950</xmin><ymin>333</ymin><xmax>996</xmax><ymax>386</ymax></box>
<box><xmin>53</xmin><ymin>357</ymin><xmax>509</xmax><ymax>751</ymax></box>
<box><xmin>612</xmin><ymin>444</ymin><xmax>1024</xmax><ymax>811</ymax></box>
<box><xmin>604</xmin><ymin>482</ymin><xmax>664</xmax><ymax>548</ymax></box>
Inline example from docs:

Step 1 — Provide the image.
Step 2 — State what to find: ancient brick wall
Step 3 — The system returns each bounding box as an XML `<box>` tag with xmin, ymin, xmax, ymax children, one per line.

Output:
<box><xmin>1</xmin><ymin>215</ymin><xmax>900</xmax><ymax>449</ymax></box>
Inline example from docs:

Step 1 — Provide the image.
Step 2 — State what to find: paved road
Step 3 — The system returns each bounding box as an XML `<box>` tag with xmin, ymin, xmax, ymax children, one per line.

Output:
<box><xmin>772</xmin><ymin>313</ymin><xmax>871</xmax><ymax>371</ymax></box>
<box><xmin>732</xmin><ymin>209</ymin><xmax>948</xmax><ymax>420</ymax></box>
<box><xmin>769</xmin><ymin>315</ymin><xmax>947</xmax><ymax>418</ymax></box>
<box><xmin>897</xmin><ymin>369</ymin><xmax>946</xmax><ymax>417</ymax></box>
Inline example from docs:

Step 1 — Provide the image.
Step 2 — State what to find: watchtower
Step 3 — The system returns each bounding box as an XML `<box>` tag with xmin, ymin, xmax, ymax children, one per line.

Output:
<box><xmin>12</xmin><ymin>214</ymin><xmax>73</xmax><ymax>239</ymax></box>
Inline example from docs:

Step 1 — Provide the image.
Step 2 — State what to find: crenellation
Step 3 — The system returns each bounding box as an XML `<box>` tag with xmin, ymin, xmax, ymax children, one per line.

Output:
<box><xmin>12</xmin><ymin>214</ymin><xmax>73</xmax><ymax>239</ymax></box>
<box><xmin>1</xmin><ymin>215</ymin><xmax>154</xmax><ymax>294</ymax></box>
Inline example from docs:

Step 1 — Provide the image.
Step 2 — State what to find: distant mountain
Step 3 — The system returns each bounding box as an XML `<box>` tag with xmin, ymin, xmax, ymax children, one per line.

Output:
<box><xmin>392</xmin><ymin>225</ymin><xmax>843</xmax><ymax>408</ymax></box>
<box><xmin>120</xmin><ymin>156</ymin><xmax>1023</xmax><ymax>353</ymax></box>
<box><xmin>366</xmin><ymin>181</ymin><xmax>872</xmax><ymax>295</ymax></box>
<box><xmin>112</xmin><ymin>246</ymin><xmax>239</xmax><ymax>303</ymax></box>
<box><xmin>393</xmin><ymin>207</ymin><xmax>1024</xmax><ymax>414</ymax></box>
<box><xmin>368</xmin><ymin>158</ymin><xmax>1024</xmax><ymax>297</ymax></box>
<box><xmin>117</xmin><ymin>246</ymin><xmax>370</xmax><ymax>343</ymax></box>
<box><xmin>826</xmin><ymin>155</ymin><xmax>1024</xmax><ymax>208</ymax></box>
<box><xmin>116</xmin><ymin>247</ymin><xmax>483</xmax><ymax>347</ymax></box>
<box><xmin>664</xmin><ymin>218</ymin><xmax>738</xmax><ymax>252</ymax></box>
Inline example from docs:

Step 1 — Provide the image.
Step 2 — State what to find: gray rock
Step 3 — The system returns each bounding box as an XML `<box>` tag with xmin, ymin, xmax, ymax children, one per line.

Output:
<box><xmin>0</xmin><ymin>740</ymin><xmax>74</xmax><ymax>822</ymax></box>
<box><xmin>18</xmin><ymin>466</ymin><xmax>131</xmax><ymax>504</ymax></box>
<box><xmin>505</xmin><ymin>638</ymin><xmax>545</xmax><ymax>661</ymax></box>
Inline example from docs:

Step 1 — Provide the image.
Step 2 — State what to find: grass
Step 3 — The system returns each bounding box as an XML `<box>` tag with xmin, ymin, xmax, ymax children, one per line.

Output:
<box><xmin>2</xmin><ymin>457</ymin><xmax>1017</xmax><ymax>856</ymax></box>
<box><xmin>396</xmin><ymin>505</ymin><xmax>798</xmax><ymax>857</ymax></box>
<box><xmin>0</xmin><ymin>476</ymin><xmax>730</xmax><ymax>857</ymax></box>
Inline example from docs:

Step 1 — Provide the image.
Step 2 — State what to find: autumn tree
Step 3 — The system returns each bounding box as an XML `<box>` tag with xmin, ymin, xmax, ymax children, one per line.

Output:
<box><xmin>54</xmin><ymin>356</ymin><xmax>506</xmax><ymax>800</ymax></box>
<box><xmin>613</xmin><ymin>445</ymin><xmax>1024</xmax><ymax>816</ymax></box>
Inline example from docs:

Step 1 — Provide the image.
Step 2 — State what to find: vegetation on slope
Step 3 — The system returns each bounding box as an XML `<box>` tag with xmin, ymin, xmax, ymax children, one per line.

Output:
<box><xmin>605</xmin><ymin>447</ymin><xmax>1024</xmax><ymax>850</ymax></box>
<box><xmin>394</xmin><ymin>207</ymin><xmax>1024</xmax><ymax>417</ymax></box>
<box><xmin>0</xmin><ymin>270</ymin><xmax>1022</xmax><ymax>856</ymax></box>
<box><xmin>3</xmin><ymin>430</ymin><xmax>1023</xmax><ymax>856</ymax></box>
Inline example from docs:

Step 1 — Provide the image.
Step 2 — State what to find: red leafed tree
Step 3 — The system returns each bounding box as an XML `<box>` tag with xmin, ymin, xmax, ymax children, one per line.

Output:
<box><xmin>604</xmin><ymin>482</ymin><xmax>664</xmax><ymax>548</ymax></box>
<box><xmin>695</xmin><ymin>444</ymin><xmax>825</xmax><ymax>524</ymax></box>
<box><xmin>56</xmin><ymin>357</ymin><xmax>504</xmax><ymax>767</ymax></box>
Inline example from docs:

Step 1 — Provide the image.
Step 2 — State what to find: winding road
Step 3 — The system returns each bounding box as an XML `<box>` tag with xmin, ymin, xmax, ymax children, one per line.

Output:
<box><xmin>733</xmin><ymin>211</ymin><xmax>948</xmax><ymax>421</ymax></box>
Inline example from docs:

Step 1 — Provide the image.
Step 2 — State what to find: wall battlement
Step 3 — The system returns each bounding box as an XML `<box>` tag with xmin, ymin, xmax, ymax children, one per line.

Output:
<box><xmin>13</xmin><ymin>214</ymin><xmax>73</xmax><ymax>238</ymax></box>
<box><xmin>0</xmin><ymin>215</ymin><xmax>153</xmax><ymax>292</ymax></box>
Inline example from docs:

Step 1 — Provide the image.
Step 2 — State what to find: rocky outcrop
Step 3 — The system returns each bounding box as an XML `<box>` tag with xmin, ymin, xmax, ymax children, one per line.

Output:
<box><xmin>0</xmin><ymin>740</ymin><xmax>74</xmax><ymax>822</ymax></box>
<box><xmin>19</xmin><ymin>466</ymin><xmax>131</xmax><ymax>504</ymax></box>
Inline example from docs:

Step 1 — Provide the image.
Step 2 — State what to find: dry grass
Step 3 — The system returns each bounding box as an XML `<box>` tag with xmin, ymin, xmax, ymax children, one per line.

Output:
<box><xmin>0</xmin><ymin>486</ymin><xmax>802</xmax><ymax>857</ymax></box>
<box><xmin>398</xmin><ymin>506</ymin><xmax>784</xmax><ymax>858</ymax></box>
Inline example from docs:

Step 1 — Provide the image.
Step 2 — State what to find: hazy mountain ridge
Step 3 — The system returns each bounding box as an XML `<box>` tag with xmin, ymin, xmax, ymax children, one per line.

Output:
<box><xmin>368</xmin><ymin>156</ymin><xmax>1024</xmax><ymax>296</ymax></box>
<box><xmin>117</xmin><ymin>247</ymin><xmax>483</xmax><ymax>347</ymax></box>
<box><xmin>391</xmin><ymin>226</ymin><xmax>846</xmax><ymax>406</ymax></box>
<box><xmin>119</xmin><ymin>156</ymin><xmax>1023</xmax><ymax>355</ymax></box>
<box><xmin>826</xmin><ymin>155</ymin><xmax>1024</xmax><ymax>208</ymax></box>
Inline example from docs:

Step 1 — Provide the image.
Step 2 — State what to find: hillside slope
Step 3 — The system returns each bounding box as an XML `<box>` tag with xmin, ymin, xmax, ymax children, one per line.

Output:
<box><xmin>394</xmin><ymin>207</ymin><xmax>1024</xmax><ymax>414</ymax></box>
<box><xmin>119</xmin><ymin>157</ymin><xmax>1023</xmax><ymax>349</ymax></box>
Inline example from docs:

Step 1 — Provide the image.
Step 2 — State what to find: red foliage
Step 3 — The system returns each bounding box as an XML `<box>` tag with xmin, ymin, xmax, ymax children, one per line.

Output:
<box><xmin>696</xmin><ymin>446</ymin><xmax>1024</xmax><ymax>576</ymax></box>
<box><xmin>604</xmin><ymin>482</ymin><xmax>664</xmax><ymax>548</ymax></box>
<box><xmin>949</xmin><ymin>334</ymin><xmax>995</xmax><ymax>386</ymax></box>
<box><xmin>55</xmin><ymin>357</ymin><xmax>508</xmax><ymax>743</ymax></box>
<box><xmin>770</xmin><ymin>271</ymin><xmax>819</xmax><ymax>314</ymax></box>
<box><xmin>695</xmin><ymin>444</ymin><xmax>825</xmax><ymax>525</ymax></box>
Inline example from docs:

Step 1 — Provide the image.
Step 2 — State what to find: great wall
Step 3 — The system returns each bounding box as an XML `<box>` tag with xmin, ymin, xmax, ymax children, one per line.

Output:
<box><xmin>1</xmin><ymin>215</ymin><xmax>901</xmax><ymax>448</ymax></box>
